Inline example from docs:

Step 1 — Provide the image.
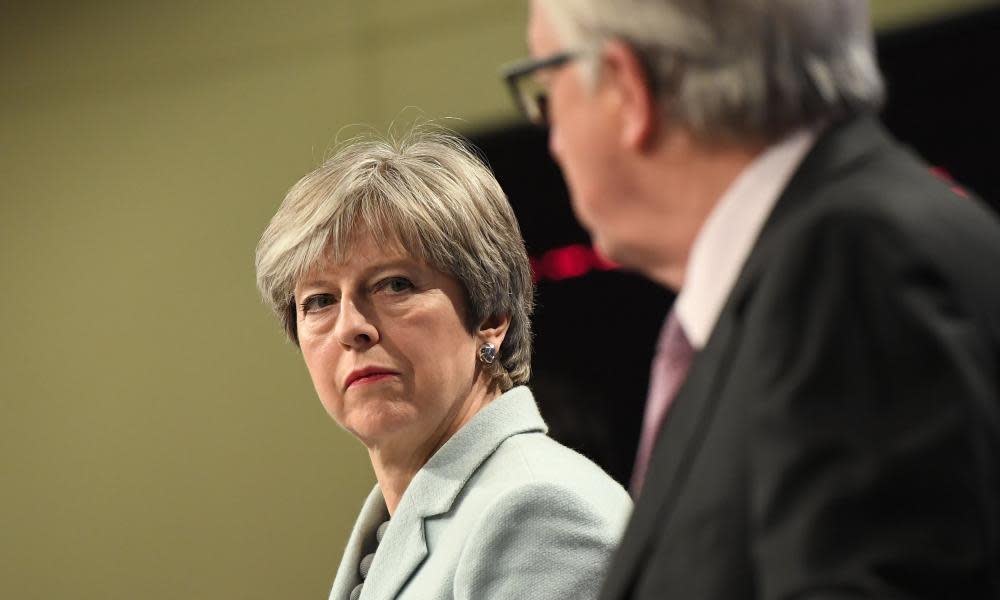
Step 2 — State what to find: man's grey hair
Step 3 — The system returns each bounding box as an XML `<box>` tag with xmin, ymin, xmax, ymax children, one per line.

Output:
<box><xmin>540</xmin><ymin>0</ymin><xmax>885</xmax><ymax>142</ymax></box>
<box><xmin>255</xmin><ymin>130</ymin><xmax>534</xmax><ymax>390</ymax></box>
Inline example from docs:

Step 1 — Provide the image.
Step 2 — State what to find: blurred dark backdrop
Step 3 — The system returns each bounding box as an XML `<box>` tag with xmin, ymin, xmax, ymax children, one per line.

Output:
<box><xmin>472</xmin><ymin>5</ymin><xmax>1000</xmax><ymax>487</ymax></box>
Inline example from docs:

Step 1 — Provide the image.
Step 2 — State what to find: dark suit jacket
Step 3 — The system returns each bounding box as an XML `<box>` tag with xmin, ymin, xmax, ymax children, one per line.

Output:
<box><xmin>599</xmin><ymin>116</ymin><xmax>1000</xmax><ymax>599</ymax></box>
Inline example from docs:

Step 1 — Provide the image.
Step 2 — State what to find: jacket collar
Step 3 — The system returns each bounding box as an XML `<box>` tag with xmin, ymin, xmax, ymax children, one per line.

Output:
<box><xmin>352</xmin><ymin>386</ymin><xmax>546</xmax><ymax>600</ymax></box>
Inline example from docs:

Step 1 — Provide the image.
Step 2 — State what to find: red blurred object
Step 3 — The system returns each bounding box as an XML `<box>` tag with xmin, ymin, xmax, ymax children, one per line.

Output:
<box><xmin>530</xmin><ymin>244</ymin><xmax>619</xmax><ymax>282</ymax></box>
<box><xmin>930</xmin><ymin>166</ymin><xmax>971</xmax><ymax>199</ymax></box>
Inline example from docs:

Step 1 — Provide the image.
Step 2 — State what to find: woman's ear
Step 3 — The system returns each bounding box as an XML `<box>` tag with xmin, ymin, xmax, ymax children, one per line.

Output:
<box><xmin>478</xmin><ymin>313</ymin><xmax>511</xmax><ymax>350</ymax></box>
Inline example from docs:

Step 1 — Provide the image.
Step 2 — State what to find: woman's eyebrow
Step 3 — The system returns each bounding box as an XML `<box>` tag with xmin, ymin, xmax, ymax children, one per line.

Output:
<box><xmin>297</xmin><ymin>257</ymin><xmax>421</xmax><ymax>290</ymax></box>
<box><xmin>362</xmin><ymin>257</ymin><xmax>421</xmax><ymax>275</ymax></box>
<box><xmin>295</xmin><ymin>276</ymin><xmax>333</xmax><ymax>292</ymax></box>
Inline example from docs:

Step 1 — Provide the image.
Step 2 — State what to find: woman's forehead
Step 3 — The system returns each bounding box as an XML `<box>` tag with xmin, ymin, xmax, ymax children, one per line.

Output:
<box><xmin>328</xmin><ymin>218</ymin><xmax>422</xmax><ymax>260</ymax></box>
<box><xmin>297</xmin><ymin>230</ymin><xmax>422</xmax><ymax>284</ymax></box>
<box><xmin>339</xmin><ymin>225</ymin><xmax>418</xmax><ymax>262</ymax></box>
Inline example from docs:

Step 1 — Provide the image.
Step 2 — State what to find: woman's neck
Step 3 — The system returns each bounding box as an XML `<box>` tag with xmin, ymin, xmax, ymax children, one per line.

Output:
<box><xmin>368</xmin><ymin>381</ymin><xmax>501</xmax><ymax>515</ymax></box>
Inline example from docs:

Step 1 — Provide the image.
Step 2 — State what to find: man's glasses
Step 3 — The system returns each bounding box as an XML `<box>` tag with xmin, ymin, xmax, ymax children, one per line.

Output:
<box><xmin>501</xmin><ymin>51</ymin><xmax>580</xmax><ymax>127</ymax></box>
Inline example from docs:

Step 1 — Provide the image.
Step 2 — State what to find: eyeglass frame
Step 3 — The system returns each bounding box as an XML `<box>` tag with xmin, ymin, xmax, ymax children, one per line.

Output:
<box><xmin>501</xmin><ymin>51</ymin><xmax>582</xmax><ymax>127</ymax></box>
<box><xmin>503</xmin><ymin>42</ymin><xmax>695</xmax><ymax>128</ymax></box>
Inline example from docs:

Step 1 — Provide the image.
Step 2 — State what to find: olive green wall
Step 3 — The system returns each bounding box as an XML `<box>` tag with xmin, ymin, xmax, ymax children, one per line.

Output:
<box><xmin>872</xmin><ymin>0</ymin><xmax>997</xmax><ymax>29</ymax></box>
<box><xmin>1</xmin><ymin>1</ymin><xmax>994</xmax><ymax>598</ymax></box>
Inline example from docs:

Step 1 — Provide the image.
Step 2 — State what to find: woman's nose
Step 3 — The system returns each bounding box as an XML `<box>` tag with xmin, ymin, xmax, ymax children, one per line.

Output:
<box><xmin>335</xmin><ymin>298</ymin><xmax>379</xmax><ymax>349</ymax></box>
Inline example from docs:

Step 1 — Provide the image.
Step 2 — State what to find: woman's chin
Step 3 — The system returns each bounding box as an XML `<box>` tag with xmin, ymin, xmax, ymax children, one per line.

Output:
<box><xmin>338</xmin><ymin>404</ymin><xmax>418</xmax><ymax>447</ymax></box>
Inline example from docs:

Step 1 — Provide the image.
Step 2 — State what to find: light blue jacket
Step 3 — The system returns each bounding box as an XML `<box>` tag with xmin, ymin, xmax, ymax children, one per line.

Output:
<box><xmin>328</xmin><ymin>386</ymin><xmax>632</xmax><ymax>600</ymax></box>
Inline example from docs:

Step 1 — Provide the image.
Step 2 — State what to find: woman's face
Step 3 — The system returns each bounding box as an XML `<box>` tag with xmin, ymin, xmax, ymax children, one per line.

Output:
<box><xmin>294</xmin><ymin>233</ymin><xmax>485</xmax><ymax>451</ymax></box>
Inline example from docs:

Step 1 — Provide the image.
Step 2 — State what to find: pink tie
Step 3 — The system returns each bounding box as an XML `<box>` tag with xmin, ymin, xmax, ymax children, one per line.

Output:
<box><xmin>630</xmin><ymin>309</ymin><xmax>695</xmax><ymax>496</ymax></box>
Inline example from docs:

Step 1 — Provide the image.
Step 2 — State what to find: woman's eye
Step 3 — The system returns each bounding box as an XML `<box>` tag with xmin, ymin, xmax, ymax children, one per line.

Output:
<box><xmin>379</xmin><ymin>277</ymin><xmax>414</xmax><ymax>294</ymax></box>
<box><xmin>300</xmin><ymin>294</ymin><xmax>336</xmax><ymax>314</ymax></box>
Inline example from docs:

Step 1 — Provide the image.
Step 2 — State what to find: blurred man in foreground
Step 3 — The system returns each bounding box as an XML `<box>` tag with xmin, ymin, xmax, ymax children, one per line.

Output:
<box><xmin>504</xmin><ymin>1</ymin><xmax>1000</xmax><ymax>597</ymax></box>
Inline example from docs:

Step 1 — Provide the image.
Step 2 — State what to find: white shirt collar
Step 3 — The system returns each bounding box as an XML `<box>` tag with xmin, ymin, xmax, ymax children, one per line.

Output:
<box><xmin>674</xmin><ymin>128</ymin><xmax>818</xmax><ymax>349</ymax></box>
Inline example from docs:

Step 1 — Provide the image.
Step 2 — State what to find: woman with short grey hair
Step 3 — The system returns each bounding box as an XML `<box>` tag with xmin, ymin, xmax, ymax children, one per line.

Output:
<box><xmin>255</xmin><ymin>130</ymin><xmax>631</xmax><ymax>600</ymax></box>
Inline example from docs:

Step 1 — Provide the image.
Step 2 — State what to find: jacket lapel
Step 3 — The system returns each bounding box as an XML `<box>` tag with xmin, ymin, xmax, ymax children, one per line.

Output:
<box><xmin>599</xmin><ymin>302</ymin><xmax>744</xmax><ymax>598</ymax></box>
<box><xmin>359</xmin><ymin>386</ymin><xmax>547</xmax><ymax>600</ymax></box>
<box><xmin>328</xmin><ymin>486</ymin><xmax>390</xmax><ymax>600</ymax></box>
<box><xmin>358</xmin><ymin>496</ymin><xmax>430</xmax><ymax>600</ymax></box>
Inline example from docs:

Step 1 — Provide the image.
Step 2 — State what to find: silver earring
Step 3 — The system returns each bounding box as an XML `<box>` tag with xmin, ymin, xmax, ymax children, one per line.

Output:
<box><xmin>478</xmin><ymin>342</ymin><xmax>497</xmax><ymax>365</ymax></box>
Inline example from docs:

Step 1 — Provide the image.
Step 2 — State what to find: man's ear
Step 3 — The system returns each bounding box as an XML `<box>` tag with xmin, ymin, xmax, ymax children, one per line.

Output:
<box><xmin>601</xmin><ymin>39</ymin><xmax>658</xmax><ymax>151</ymax></box>
<box><xmin>478</xmin><ymin>313</ymin><xmax>511</xmax><ymax>350</ymax></box>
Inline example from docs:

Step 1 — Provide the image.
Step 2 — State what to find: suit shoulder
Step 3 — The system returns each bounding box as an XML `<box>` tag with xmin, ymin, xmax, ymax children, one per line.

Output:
<box><xmin>462</xmin><ymin>432</ymin><xmax>631</xmax><ymax>524</ymax></box>
<box><xmin>786</xmin><ymin>138</ymin><xmax>1000</xmax><ymax>253</ymax></box>
<box><xmin>451</xmin><ymin>460</ymin><xmax>629</xmax><ymax>600</ymax></box>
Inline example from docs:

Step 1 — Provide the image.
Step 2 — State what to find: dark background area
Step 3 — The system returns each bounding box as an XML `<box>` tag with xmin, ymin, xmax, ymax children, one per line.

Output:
<box><xmin>472</xmin><ymin>5</ymin><xmax>1000</xmax><ymax>487</ymax></box>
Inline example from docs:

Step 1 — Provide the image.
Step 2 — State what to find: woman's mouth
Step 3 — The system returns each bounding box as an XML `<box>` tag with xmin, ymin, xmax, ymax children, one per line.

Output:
<box><xmin>345</xmin><ymin>368</ymin><xmax>399</xmax><ymax>389</ymax></box>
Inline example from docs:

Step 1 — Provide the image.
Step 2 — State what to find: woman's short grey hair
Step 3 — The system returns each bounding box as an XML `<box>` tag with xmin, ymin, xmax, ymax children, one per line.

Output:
<box><xmin>540</xmin><ymin>0</ymin><xmax>885</xmax><ymax>142</ymax></box>
<box><xmin>255</xmin><ymin>130</ymin><xmax>534</xmax><ymax>390</ymax></box>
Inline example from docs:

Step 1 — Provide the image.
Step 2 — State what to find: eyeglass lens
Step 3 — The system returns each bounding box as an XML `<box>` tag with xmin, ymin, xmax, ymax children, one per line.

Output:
<box><xmin>517</xmin><ymin>75</ymin><xmax>550</xmax><ymax>126</ymax></box>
